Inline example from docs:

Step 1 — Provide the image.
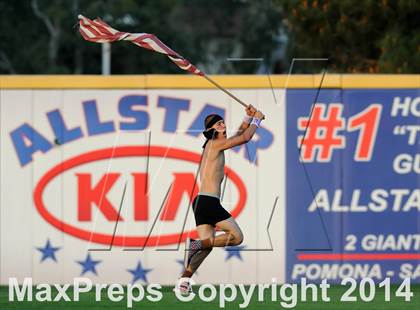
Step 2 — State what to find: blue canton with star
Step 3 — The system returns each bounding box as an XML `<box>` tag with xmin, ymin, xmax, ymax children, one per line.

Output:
<box><xmin>36</xmin><ymin>239</ymin><xmax>61</xmax><ymax>262</ymax></box>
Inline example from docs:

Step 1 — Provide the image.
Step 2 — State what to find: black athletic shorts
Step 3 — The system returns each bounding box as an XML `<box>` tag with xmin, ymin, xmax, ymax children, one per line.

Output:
<box><xmin>192</xmin><ymin>194</ymin><xmax>231</xmax><ymax>226</ymax></box>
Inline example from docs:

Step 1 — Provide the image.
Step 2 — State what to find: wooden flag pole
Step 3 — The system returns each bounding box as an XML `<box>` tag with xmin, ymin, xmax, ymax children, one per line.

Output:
<box><xmin>203</xmin><ymin>74</ymin><xmax>265</xmax><ymax>119</ymax></box>
<box><xmin>202</xmin><ymin>75</ymin><xmax>248</xmax><ymax>108</ymax></box>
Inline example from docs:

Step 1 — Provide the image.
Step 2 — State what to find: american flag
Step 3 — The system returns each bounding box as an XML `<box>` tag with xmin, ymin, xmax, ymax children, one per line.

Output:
<box><xmin>78</xmin><ymin>15</ymin><xmax>203</xmax><ymax>76</ymax></box>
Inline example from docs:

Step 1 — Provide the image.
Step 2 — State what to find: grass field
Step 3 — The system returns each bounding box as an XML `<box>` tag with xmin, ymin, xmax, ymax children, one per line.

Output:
<box><xmin>1</xmin><ymin>285</ymin><xmax>419</xmax><ymax>309</ymax></box>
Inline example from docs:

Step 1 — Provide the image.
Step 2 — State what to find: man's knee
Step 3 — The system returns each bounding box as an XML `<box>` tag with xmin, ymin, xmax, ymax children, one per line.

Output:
<box><xmin>232</xmin><ymin>230</ymin><xmax>243</xmax><ymax>246</ymax></box>
<box><xmin>200</xmin><ymin>237</ymin><xmax>215</xmax><ymax>250</ymax></box>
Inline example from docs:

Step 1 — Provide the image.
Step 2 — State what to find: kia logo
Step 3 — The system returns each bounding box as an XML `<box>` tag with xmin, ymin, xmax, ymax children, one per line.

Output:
<box><xmin>33</xmin><ymin>146</ymin><xmax>247</xmax><ymax>247</ymax></box>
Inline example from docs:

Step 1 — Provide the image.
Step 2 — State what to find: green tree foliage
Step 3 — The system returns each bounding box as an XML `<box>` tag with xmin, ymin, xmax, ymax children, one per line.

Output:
<box><xmin>2</xmin><ymin>0</ymin><xmax>417</xmax><ymax>74</ymax></box>
<box><xmin>0</xmin><ymin>0</ymin><xmax>284</xmax><ymax>74</ymax></box>
<box><xmin>283</xmin><ymin>0</ymin><xmax>420</xmax><ymax>73</ymax></box>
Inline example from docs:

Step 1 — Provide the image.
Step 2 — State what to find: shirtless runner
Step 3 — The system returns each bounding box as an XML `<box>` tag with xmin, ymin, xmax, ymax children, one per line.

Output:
<box><xmin>175</xmin><ymin>104</ymin><xmax>265</xmax><ymax>294</ymax></box>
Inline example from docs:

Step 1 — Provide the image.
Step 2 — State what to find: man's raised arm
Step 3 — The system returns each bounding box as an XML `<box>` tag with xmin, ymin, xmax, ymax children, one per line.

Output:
<box><xmin>235</xmin><ymin>104</ymin><xmax>257</xmax><ymax>136</ymax></box>
<box><xmin>215</xmin><ymin>110</ymin><xmax>265</xmax><ymax>151</ymax></box>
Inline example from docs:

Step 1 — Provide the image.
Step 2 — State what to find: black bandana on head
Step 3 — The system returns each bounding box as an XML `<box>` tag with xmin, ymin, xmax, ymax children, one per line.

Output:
<box><xmin>204</xmin><ymin>114</ymin><xmax>223</xmax><ymax>130</ymax></box>
<box><xmin>202</xmin><ymin>114</ymin><xmax>223</xmax><ymax>148</ymax></box>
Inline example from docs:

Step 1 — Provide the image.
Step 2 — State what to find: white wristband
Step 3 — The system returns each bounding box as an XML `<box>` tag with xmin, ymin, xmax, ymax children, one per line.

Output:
<box><xmin>244</xmin><ymin>115</ymin><xmax>253</xmax><ymax>123</ymax></box>
<box><xmin>251</xmin><ymin>117</ymin><xmax>261</xmax><ymax>127</ymax></box>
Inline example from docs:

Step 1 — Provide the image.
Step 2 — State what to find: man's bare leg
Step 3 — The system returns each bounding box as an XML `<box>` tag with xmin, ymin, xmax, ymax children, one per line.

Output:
<box><xmin>181</xmin><ymin>217</ymin><xmax>243</xmax><ymax>277</ymax></box>
<box><xmin>213</xmin><ymin>217</ymin><xmax>243</xmax><ymax>247</ymax></box>
<box><xmin>193</xmin><ymin>217</ymin><xmax>244</xmax><ymax>248</ymax></box>
<box><xmin>182</xmin><ymin>224</ymin><xmax>214</xmax><ymax>277</ymax></box>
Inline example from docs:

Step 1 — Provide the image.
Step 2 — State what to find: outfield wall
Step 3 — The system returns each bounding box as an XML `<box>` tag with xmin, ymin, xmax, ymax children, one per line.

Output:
<box><xmin>0</xmin><ymin>75</ymin><xmax>419</xmax><ymax>285</ymax></box>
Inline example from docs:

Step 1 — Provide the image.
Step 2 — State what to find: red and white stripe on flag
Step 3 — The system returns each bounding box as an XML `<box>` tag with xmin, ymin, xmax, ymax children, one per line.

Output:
<box><xmin>78</xmin><ymin>15</ymin><xmax>203</xmax><ymax>76</ymax></box>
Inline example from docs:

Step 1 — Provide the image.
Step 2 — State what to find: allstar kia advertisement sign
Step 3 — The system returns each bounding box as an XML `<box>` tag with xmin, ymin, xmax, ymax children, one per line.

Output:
<box><xmin>0</xmin><ymin>88</ymin><xmax>285</xmax><ymax>285</ymax></box>
<box><xmin>1</xmin><ymin>79</ymin><xmax>418</xmax><ymax>287</ymax></box>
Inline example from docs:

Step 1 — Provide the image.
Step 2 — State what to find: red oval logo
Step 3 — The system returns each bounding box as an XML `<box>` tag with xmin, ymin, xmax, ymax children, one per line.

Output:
<box><xmin>33</xmin><ymin>146</ymin><xmax>247</xmax><ymax>247</ymax></box>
